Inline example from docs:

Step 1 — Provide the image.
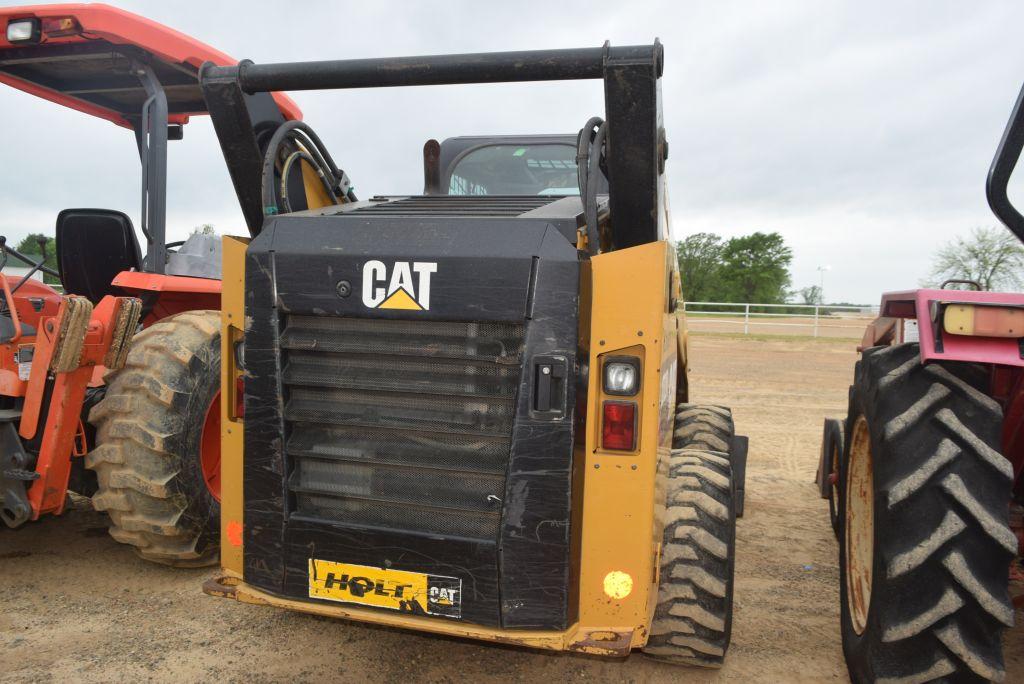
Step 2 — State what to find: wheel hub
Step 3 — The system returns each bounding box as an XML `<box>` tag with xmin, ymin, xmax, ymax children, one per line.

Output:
<box><xmin>845</xmin><ymin>415</ymin><xmax>874</xmax><ymax>635</ymax></box>
<box><xmin>200</xmin><ymin>390</ymin><xmax>222</xmax><ymax>502</ymax></box>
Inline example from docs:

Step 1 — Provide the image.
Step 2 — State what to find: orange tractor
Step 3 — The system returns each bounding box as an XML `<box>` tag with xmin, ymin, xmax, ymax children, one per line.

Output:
<box><xmin>0</xmin><ymin>4</ymin><xmax>300</xmax><ymax>566</ymax></box>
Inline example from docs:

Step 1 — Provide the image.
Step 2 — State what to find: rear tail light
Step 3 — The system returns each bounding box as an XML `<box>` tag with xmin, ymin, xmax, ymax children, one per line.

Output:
<box><xmin>944</xmin><ymin>304</ymin><xmax>1024</xmax><ymax>337</ymax></box>
<box><xmin>602</xmin><ymin>401</ymin><xmax>636</xmax><ymax>451</ymax></box>
<box><xmin>40</xmin><ymin>17</ymin><xmax>81</xmax><ymax>37</ymax></box>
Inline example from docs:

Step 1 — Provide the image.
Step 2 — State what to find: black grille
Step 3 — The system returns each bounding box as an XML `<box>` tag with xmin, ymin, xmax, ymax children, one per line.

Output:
<box><xmin>282</xmin><ymin>316</ymin><xmax>524</xmax><ymax>540</ymax></box>
<box><xmin>353</xmin><ymin>195</ymin><xmax>558</xmax><ymax>216</ymax></box>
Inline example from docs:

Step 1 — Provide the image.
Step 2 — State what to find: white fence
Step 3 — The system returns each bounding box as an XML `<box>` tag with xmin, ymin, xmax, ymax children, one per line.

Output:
<box><xmin>682</xmin><ymin>302</ymin><xmax>880</xmax><ymax>339</ymax></box>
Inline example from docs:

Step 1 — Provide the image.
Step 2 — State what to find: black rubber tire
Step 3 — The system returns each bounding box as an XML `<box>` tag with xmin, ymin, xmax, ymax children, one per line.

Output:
<box><xmin>86</xmin><ymin>311</ymin><xmax>221</xmax><ymax>567</ymax></box>
<box><xmin>823</xmin><ymin>418</ymin><xmax>844</xmax><ymax>540</ymax></box>
<box><xmin>840</xmin><ymin>343</ymin><xmax>1014</xmax><ymax>683</ymax></box>
<box><xmin>673</xmin><ymin>404</ymin><xmax>734</xmax><ymax>454</ymax></box>
<box><xmin>643</xmin><ymin>404</ymin><xmax>736</xmax><ymax>667</ymax></box>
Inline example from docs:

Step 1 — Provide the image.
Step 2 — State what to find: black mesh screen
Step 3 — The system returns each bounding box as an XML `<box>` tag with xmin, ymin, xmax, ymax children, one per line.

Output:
<box><xmin>282</xmin><ymin>316</ymin><xmax>524</xmax><ymax>540</ymax></box>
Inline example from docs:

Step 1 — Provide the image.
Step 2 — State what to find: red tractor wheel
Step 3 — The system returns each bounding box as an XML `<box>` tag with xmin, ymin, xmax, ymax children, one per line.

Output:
<box><xmin>822</xmin><ymin>418</ymin><xmax>845</xmax><ymax>540</ymax></box>
<box><xmin>198</xmin><ymin>379</ymin><xmax>243</xmax><ymax>503</ymax></box>
<box><xmin>87</xmin><ymin>310</ymin><xmax>222</xmax><ymax>567</ymax></box>
<box><xmin>839</xmin><ymin>343</ymin><xmax>1015</xmax><ymax>682</ymax></box>
<box><xmin>200</xmin><ymin>389</ymin><xmax>222</xmax><ymax>502</ymax></box>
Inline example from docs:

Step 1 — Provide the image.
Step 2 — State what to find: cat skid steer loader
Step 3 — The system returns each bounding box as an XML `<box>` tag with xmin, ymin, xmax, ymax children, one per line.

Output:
<box><xmin>201</xmin><ymin>43</ymin><xmax>747</xmax><ymax>666</ymax></box>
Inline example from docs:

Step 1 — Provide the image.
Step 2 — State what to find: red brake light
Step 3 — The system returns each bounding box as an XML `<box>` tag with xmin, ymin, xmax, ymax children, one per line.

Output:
<box><xmin>602</xmin><ymin>401</ymin><xmax>636</xmax><ymax>451</ymax></box>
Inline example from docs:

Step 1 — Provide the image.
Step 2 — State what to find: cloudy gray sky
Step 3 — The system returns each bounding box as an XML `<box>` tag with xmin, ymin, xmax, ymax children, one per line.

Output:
<box><xmin>2</xmin><ymin>0</ymin><xmax>1023</xmax><ymax>303</ymax></box>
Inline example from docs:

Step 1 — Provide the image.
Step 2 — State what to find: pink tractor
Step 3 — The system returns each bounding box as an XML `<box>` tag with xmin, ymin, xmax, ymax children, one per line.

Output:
<box><xmin>818</xmin><ymin>82</ymin><xmax>1024</xmax><ymax>682</ymax></box>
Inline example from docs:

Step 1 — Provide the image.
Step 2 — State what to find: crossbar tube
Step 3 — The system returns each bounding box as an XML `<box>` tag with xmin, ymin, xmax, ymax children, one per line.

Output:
<box><xmin>202</xmin><ymin>44</ymin><xmax>662</xmax><ymax>93</ymax></box>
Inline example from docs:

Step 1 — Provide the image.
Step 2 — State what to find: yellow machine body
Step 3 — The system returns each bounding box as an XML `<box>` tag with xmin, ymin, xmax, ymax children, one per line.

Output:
<box><xmin>214</xmin><ymin>235</ymin><xmax>686</xmax><ymax>656</ymax></box>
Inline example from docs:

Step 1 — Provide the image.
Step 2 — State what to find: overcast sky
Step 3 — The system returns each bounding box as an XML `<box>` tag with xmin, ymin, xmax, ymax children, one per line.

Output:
<box><xmin>2</xmin><ymin>0</ymin><xmax>1024</xmax><ymax>303</ymax></box>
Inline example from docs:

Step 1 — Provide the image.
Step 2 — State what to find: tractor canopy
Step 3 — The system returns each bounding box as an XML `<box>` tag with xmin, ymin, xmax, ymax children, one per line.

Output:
<box><xmin>0</xmin><ymin>4</ymin><xmax>303</xmax><ymax>279</ymax></box>
<box><xmin>0</xmin><ymin>3</ymin><xmax>301</xmax><ymax>128</ymax></box>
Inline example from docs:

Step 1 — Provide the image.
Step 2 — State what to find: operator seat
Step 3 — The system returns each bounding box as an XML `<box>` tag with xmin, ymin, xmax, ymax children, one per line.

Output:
<box><xmin>55</xmin><ymin>209</ymin><xmax>142</xmax><ymax>305</ymax></box>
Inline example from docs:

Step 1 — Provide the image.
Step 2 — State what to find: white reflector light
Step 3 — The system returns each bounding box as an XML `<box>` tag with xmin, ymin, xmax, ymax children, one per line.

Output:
<box><xmin>604</xmin><ymin>361</ymin><xmax>639</xmax><ymax>395</ymax></box>
<box><xmin>6</xmin><ymin>19</ymin><xmax>40</xmax><ymax>43</ymax></box>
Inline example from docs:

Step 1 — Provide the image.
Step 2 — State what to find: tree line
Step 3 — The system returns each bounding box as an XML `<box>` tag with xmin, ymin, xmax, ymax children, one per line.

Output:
<box><xmin>677</xmin><ymin>225</ymin><xmax>1023</xmax><ymax>308</ymax></box>
<box><xmin>677</xmin><ymin>231</ymin><xmax>793</xmax><ymax>304</ymax></box>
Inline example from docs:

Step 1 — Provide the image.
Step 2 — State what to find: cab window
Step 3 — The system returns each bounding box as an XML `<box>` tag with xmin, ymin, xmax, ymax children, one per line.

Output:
<box><xmin>447</xmin><ymin>144</ymin><xmax>580</xmax><ymax>196</ymax></box>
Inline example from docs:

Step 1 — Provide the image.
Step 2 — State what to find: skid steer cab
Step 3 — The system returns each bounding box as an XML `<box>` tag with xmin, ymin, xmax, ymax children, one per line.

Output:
<box><xmin>421</xmin><ymin>134</ymin><xmax>608</xmax><ymax>197</ymax></box>
<box><xmin>817</xmin><ymin>77</ymin><xmax>1024</xmax><ymax>683</ymax></box>
<box><xmin>0</xmin><ymin>4</ymin><xmax>302</xmax><ymax>565</ymax></box>
<box><xmin>202</xmin><ymin>43</ymin><xmax>747</xmax><ymax>667</ymax></box>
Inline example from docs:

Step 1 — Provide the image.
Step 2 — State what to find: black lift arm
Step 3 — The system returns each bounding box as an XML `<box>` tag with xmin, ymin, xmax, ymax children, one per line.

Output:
<box><xmin>199</xmin><ymin>43</ymin><xmax>667</xmax><ymax>249</ymax></box>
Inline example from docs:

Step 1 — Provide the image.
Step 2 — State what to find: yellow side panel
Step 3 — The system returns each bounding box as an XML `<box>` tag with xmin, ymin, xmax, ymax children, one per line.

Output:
<box><xmin>574</xmin><ymin>240</ymin><xmax>677</xmax><ymax>647</ymax></box>
<box><xmin>220</xmin><ymin>235</ymin><xmax>249</xmax><ymax>576</ymax></box>
<box><xmin>300</xmin><ymin>158</ymin><xmax>335</xmax><ymax>210</ymax></box>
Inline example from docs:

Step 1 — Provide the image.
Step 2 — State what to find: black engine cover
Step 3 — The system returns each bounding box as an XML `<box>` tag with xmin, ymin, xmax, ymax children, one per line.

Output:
<box><xmin>242</xmin><ymin>207</ymin><xmax>581</xmax><ymax>630</ymax></box>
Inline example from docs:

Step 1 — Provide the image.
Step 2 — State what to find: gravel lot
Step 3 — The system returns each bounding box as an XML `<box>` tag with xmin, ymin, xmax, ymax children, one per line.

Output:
<box><xmin>2</xmin><ymin>334</ymin><xmax>1021</xmax><ymax>682</ymax></box>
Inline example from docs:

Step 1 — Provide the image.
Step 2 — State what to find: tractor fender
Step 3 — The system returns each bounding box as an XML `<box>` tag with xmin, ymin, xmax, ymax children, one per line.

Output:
<box><xmin>112</xmin><ymin>271</ymin><xmax>220</xmax><ymax>323</ymax></box>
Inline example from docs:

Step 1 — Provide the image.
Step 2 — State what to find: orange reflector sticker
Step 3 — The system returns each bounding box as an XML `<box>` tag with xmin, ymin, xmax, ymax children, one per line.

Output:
<box><xmin>226</xmin><ymin>520</ymin><xmax>243</xmax><ymax>547</ymax></box>
<box><xmin>603</xmin><ymin>570</ymin><xmax>633</xmax><ymax>599</ymax></box>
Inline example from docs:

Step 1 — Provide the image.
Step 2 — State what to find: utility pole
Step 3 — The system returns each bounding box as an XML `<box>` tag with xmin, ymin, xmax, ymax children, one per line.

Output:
<box><xmin>817</xmin><ymin>265</ymin><xmax>831</xmax><ymax>305</ymax></box>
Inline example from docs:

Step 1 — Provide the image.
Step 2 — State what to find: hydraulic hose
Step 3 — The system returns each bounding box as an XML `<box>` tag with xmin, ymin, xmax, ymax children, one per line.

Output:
<box><xmin>576</xmin><ymin>116</ymin><xmax>603</xmax><ymax>200</ymax></box>
<box><xmin>279</xmin><ymin>150</ymin><xmax>336</xmax><ymax>214</ymax></box>
<box><xmin>260</xmin><ymin>120</ymin><xmax>357</xmax><ymax>216</ymax></box>
<box><xmin>576</xmin><ymin>117</ymin><xmax>607</xmax><ymax>255</ymax></box>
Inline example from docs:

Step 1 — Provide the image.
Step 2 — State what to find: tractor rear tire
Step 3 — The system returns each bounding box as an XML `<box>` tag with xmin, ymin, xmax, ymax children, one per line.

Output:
<box><xmin>823</xmin><ymin>418</ymin><xmax>845</xmax><ymax>540</ymax></box>
<box><xmin>87</xmin><ymin>311</ymin><xmax>221</xmax><ymax>567</ymax></box>
<box><xmin>643</xmin><ymin>404</ymin><xmax>737</xmax><ymax>667</ymax></box>
<box><xmin>840</xmin><ymin>343</ymin><xmax>1014</xmax><ymax>683</ymax></box>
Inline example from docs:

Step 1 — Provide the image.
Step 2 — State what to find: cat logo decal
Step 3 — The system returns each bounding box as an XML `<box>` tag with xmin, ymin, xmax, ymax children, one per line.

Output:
<box><xmin>361</xmin><ymin>260</ymin><xmax>437</xmax><ymax>311</ymax></box>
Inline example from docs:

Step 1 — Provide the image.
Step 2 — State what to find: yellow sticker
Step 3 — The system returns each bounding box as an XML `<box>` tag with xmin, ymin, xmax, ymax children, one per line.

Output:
<box><xmin>308</xmin><ymin>558</ymin><xmax>462</xmax><ymax>618</ymax></box>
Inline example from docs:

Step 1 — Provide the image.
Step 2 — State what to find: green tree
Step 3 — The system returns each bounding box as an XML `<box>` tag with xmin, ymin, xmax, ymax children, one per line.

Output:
<box><xmin>798</xmin><ymin>285</ymin><xmax>823</xmax><ymax>305</ymax></box>
<box><xmin>926</xmin><ymin>226</ymin><xmax>1023</xmax><ymax>291</ymax></box>
<box><xmin>13</xmin><ymin>233</ymin><xmax>59</xmax><ymax>285</ymax></box>
<box><xmin>676</xmin><ymin>232</ymin><xmax>725</xmax><ymax>302</ymax></box>
<box><xmin>718</xmin><ymin>232</ymin><xmax>793</xmax><ymax>303</ymax></box>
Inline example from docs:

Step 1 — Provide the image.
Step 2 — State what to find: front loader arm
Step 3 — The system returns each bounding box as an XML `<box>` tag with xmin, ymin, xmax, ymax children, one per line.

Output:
<box><xmin>21</xmin><ymin>295</ymin><xmax>140</xmax><ymax>520</ymax></box>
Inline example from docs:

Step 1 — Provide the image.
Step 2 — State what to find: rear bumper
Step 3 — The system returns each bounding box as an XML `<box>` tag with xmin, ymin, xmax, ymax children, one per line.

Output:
<box><xmin>203</xmin><ymin>574</ymin><xmax>639</xmax><ymax>657</ymax></box>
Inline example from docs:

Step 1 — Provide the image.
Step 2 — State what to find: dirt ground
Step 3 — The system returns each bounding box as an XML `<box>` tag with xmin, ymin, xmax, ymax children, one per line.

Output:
<box><xmin>2</xmin><ymin>334</ymin><xmax>1021</xmax><ymax>683</ymax></box>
